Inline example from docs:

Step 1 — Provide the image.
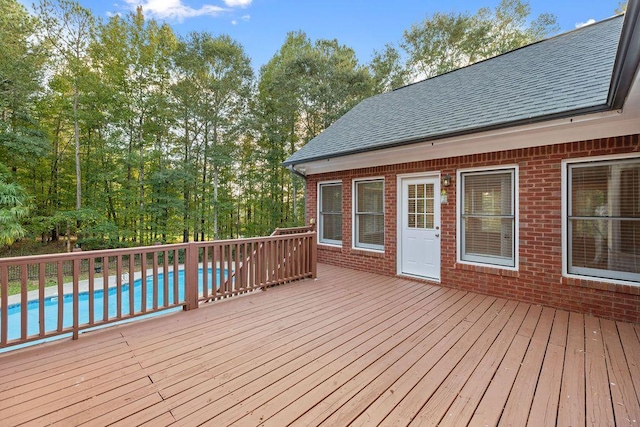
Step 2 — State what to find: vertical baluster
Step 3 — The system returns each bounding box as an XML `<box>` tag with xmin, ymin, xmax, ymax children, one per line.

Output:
<box><xmin>20</xmin><ymin>264</ymin><xmax>28</xmax><ymax>340</ymax></box>
<box><xmin>102</xmin><ymin>256</ymin><xmax>109</xmax><ymax>321</ymax></box>
<box><xmin>202</xmin><ymin>246</ymin><xmax>208</xmax><ymax>300</ymax></box>
<box><xmin>38</xmin><ymin>264</ymin><xmax>45</xmax><ymax>336</ymax></box>
<box><xmin>286</xmin><ymin>238</ymin><xmax>291</xmax><ymax>279</ymax></box>
<box><xmin>88</xmin><ymin>258</ymin><xmax>95</xmax><ymax>326</ymax></box>
<box><xmin>249</xmin><ymin>241</ymin><xmax>255</xmax><ymax>290</ymax></box>
<box><xmin>116</xmin><ymin>255</ymin><xmax>123</xmax><ymax>319</ymax></box>
<box><xmin>212</xmin><ymin>245</ymin><xmax>218</xmax><ymax>297</ymax></box>
<box><xmin>311</xmin><ymin>232</ymin><xmax>317</xmax><ymax>279</ymax></box>
<box><xmin>129</xmin><ymin>254</ymin><xmax>136</xmax><ymax>315</ymax></box>
<box><xmin>231</xmin><ymin>242</ymin><xmax>242</xmax><ymax>292</ymax></box>
<box><xmin>72</xmin><ymin>257</ymin><xmax>80</xmax><ymax>339</ymax></box>
<box><xmin>57</xmin><ymin>261</ymin><xmax>63</xmax><ymax>332</ymax></box>
<box><xmin>1</xmin><ymin>265</ymin><xmax>8</xmax><ymax>344</ymax></box>
<box><xmin>153</xmin><ymin>250</ymin><xmax>159</xmax><ymax>310</ymax></box>
<box><xmin>163</xmin><ymin>250</ymin><xmax>169</xmax><ymax>307</ymax></box>
<box><xmin>173</xmin><ymin>249</ymin><xmax>179</xmax><ymax>304</ymax></box>
<box><xmin>227</xmin><ymin>244</ymin><xmax>233</xmax><ymax>295</ymax></box>
<box><xmin>140</xmin><ymin>252</ymin><xmax>146</xmax><ymax>314</ymax></box>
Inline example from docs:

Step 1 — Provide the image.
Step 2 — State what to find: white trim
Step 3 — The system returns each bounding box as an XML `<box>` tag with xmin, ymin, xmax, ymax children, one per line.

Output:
<box><xmin>456</xmin><ymin>165</ymin><xmax>519</xmax><ymax>271</ymax></box>
<box><xmin>317</xmin><ymin>180</ymin><xmax>343</xmax><ymax>246</ymax></box>
<box><xmin>398</xmin><ymin>272</ymin><xmax>442</xmax><ymax>284</ymax></box>
<box><xmin>396</xmin><ymin>172</ymin><xmax>441</xmax><ymax>278</ymax></box>
<box><xmin>352</xmin><ymin>177</ymin><xmax>385</xmax><ymax>252</ymax></box>
<box><xmin>295</xmin><ymin>110</ymin><xmax>640</xmax><ymax>175</ymax></box>
<box><xmin>318</xmin><ymin>242</ymin><xmax>342</xmax><ymax>249</ymax></box>
<box><xmin>561</xmin><ymin>153</ymin><xmax>640</xmax><ymax>285</ymax></box>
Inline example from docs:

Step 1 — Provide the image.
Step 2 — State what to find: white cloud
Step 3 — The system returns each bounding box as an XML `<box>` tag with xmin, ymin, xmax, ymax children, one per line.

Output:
<box><xmin>231</xmin><ymin>20</ymin><xmax>238</xmax><ymax>25</ymax></box>
<box><xmin>123</xmin><ymin>0</ymin><xmax>225</xmax><ymax>22</ymax></box>
<box><xmin>241</xmin><ymin>14</ymin><xmax>250</xmax><ymax>21</ymax></box>
<box><xmin>224</xmin><ymin>0</ymin><xmax>252</xmax><ymax>7</ymax></box>
<box><xmin>575</xmin><ymin>18</ymin><xmax>596</xmax><ymax>28</ymax></box>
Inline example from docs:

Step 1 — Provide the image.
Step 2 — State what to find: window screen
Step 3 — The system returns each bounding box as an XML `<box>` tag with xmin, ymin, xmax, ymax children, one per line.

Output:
<box><xmin>568</xmin><ymin>158</ymin><xmax>640</xmax><ymax>282</ymax></box>
<box><xmin>355</xmin><ymin>180</ymin><xmax>384</xmax><ymax>250</ymax></box>
<box><xmin>460</xmin><ymin>169</ymin><xmax>515</xmax><ymax>267</ymax></box>
<box><xmin>319</xmin><ymin>183</ymin><xmax>342</xmax><ymax>245</ymax></box>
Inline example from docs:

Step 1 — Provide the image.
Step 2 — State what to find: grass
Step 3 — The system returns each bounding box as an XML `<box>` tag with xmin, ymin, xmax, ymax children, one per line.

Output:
<box><xmin>6</xmin><ymin>282</ymin><xmax>42</xmax><ymax>297</ymax></box>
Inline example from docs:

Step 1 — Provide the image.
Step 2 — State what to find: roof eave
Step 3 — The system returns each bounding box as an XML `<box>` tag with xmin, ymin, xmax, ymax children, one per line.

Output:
<box><xmin>608</xmin><ymin>1</ymin><xmax>640</xmax><ymax>109</ymax></box>
<box><xmin>282</xmin><ymin>103</ymin><xmax>611</xmax><ymax>167</ymax></box>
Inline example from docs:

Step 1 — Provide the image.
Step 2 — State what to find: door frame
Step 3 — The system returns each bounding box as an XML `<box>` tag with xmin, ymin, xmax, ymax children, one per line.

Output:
<box><xmin>396</xmin><ymin>172</ymin><xmax>442</xmax><ymax>281</ymax></box>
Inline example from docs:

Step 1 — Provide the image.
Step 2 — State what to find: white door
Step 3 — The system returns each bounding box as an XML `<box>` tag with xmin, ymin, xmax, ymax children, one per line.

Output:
<box><xmin>401</xmin><ymin>176</ymin><xmax>441</xmax><ymax>280</ymax></box>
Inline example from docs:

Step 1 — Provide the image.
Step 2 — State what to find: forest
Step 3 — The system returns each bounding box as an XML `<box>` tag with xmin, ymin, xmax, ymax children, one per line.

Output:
<box><xmin>0</xmin><ymin>0</ymin><xmax>564</xmax><ymax>253</ymax></box>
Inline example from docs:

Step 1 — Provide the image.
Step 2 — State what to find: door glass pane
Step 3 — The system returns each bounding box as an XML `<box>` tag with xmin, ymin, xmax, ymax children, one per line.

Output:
<box><xmin>426</xmin><ymin>214</ymin><xmax>434</xmax><ymax>229</ymax></box>
<box><xmin>407</xmin><ymin>182</ymin><xmax>435</xmax><ymax>229</ymax></box>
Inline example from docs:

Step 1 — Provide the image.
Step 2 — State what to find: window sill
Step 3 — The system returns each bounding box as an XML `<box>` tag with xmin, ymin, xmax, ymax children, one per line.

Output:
<box><xmin>562</xmin><ymin>275</ymin><xmax>640</xmax><ymax>295</ymax></box>
<box><xmin>318</xmin><ymin>242</ymin><xmax>342</xmax><ymax>249</ymax></box>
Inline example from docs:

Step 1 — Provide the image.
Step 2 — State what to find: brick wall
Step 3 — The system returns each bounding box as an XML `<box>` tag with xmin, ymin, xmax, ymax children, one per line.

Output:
<box><xmin>307</xmin><ymin>134</ymin><xmax>640</xmax><ymax>323</ymax></box>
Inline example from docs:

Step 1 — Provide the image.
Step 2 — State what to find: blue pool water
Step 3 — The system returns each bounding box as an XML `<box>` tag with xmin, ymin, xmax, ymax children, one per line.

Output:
<box><xmin>2</xmin><ymin>268</ymin><xmax>225</xmax><ymax>343</ymax></box>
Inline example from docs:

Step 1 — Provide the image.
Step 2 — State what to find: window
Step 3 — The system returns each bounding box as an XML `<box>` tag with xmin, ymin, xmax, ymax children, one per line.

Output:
<box><xmin>318</xmin><ymin>182</ymin><xmax>342</xmax><ymax>245</ymax></box>
<box><xmin>459</xmin><ymin>168</ymin><xmax>516</xmax><ymax>267</ymax></box>
<box><xmin>354</xmin><ymin>179</ymin><xmax>384</xmax><ymax>251</ymax></box>
<box><xmin>567</xmin><ymin>158</ymin><xmax>640</xmax><ymax>283</ymax></box>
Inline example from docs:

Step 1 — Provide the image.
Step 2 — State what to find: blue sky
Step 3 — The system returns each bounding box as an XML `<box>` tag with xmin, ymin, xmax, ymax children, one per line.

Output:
<box><xmin>29</xmin><ymin>0</ymin><xmax>622</xmax><ymax>70</ymax></box>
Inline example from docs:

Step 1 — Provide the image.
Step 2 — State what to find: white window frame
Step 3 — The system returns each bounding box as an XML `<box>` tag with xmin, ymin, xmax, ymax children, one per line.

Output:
<box><xmin>353</xmin><ymin>177</ymin><xmax>385</xmax><ymax>252</ymax></box>
<box><xmin>562</xmin><ymin>153</ymin><xmax>640</xmax><ymax>285</ymax></box>
<box><xmin>457</xmin><ymin>165</ymin><xmax>519</xmax><ymax>270</ymax></box>
<box><xmin>317</xmin><ymin>180</ymin><xmax>343</xmax><ymax>246</ymax></box>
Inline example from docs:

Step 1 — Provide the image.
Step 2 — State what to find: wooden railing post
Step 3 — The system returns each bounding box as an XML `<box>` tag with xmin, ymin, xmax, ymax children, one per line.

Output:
<box><xmin>184</xmin><ymin>243</ymin><xmax>199</xmax><ymax>311</ymax></box>
<box><xmin>311</xmin><ymin>232</ymin><xmax>317</xmax><ymax>279</ymax></box>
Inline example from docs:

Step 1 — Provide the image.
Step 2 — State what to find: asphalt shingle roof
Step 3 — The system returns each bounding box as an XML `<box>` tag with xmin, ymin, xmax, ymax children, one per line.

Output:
<box><xmin>284</xmin><ymin>15</ymin><xmax>623</xmax><ymax>166</ymax></box>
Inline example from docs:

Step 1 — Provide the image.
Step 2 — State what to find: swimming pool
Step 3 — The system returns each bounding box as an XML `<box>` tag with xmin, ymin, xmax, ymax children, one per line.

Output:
<box><xmin>2</xmin><ymin>268</ymin><xmax>223</xmax><ymax>343</ymax></box>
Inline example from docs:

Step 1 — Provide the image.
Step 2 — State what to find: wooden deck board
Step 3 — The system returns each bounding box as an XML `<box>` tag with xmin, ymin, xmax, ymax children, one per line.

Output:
<box><xmin>248</xmin><ymin>291</ymin><xmax>478</xmax><ymax>427</ymax></box>
<box><xmin>600</xmin><ymin>319</ymin><xmax>640</xmax><ymax>425</ymax></box>
<box><xmin>526</xmin><ymin>310</ymin><xmax>569</xmax><ymax>427</ymax></box>
<box><xmin>0</xmin><ymin>264</ymin><xmax>638</xmax><ymax>426</ymax></box>
<box><xmin>557</xmin><ymin>312</ymin><xmax>586</xmax><ymax>427</ymax></box>
<box><xmin>585</xmin><ymin>315</ymin><xmax>616</xmax><ymax>426</ymax></box>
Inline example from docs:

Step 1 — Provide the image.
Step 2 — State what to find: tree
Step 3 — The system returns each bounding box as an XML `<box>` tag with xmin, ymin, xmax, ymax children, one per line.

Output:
<box><xmin>402</xmin><ymin>0</ymin><xmax>558</xmax><ymax>80</ymax></box>
<box><xmin>36</xmin><ymin>0</ymin><xmax>95</xmax><ymax>211</ymax></box>
<box><xmin>369</xmin><ymin>44</ymin><xmax>409</xmax><ymax>93</ymax></box>
<box><xmin>174</xmin><ymin>33</ymin><xmax>253</xmax><ymax>240</ymax></box>
<box><xmin>256</xmin><ymin>32</ymin><xmax>374</xmax><ymax>230</ymax></box>
<box><xmin>92</xmin><ymin>8</ymin><xmax>178</xmax><ymax>244</ymax></box>
<box><xmin>615</xmin><ymin>1</ymin><xmax>628</xmax><ymax>14</ymax></box>
<box><xmin>0</xmin><ymin>166</ymin><xmax>30</xmax><ymax>246</ymax></box>
<box><xmin>0</xmin><ymin>0</ymin><xmax>48</xmax><ymax>178</ymax></box>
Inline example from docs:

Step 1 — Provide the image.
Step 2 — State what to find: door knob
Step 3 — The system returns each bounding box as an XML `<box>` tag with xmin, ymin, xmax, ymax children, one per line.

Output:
<box><xmin>435</xmin><ymin>234</ymin><xmax>440</xmax><ymax>237</ymax></box>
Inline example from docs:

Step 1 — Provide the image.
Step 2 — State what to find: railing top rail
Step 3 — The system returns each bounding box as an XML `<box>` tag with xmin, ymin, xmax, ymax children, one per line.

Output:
<box><xmin>0</xmin><ymin>232</ymin><xmax>317</xmax><ymax>266</ymax></box>
<box><xmin>0</xmin><ymin>242</ymin><xmax>191</xmax><ymax>265</ymax></box>
<box><xmin>271</xmin><ymin>226</ymin><xmax>315</xmax><ymax>236</ymax></box>
<box><xmin>191</xmin><ymin>231</ymin><xmax>316</xmax><ymax>248</ymax></box>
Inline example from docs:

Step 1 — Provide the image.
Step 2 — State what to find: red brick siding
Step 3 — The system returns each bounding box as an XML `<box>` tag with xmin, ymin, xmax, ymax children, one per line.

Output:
<box><xmin>307</xmin><ymin>134</ymin><xmax>640</xmax><ymax>323</ymax></box>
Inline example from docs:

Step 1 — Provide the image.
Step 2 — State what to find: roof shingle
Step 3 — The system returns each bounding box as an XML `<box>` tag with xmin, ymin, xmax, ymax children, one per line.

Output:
<box><xmin>284</xmin><ymin>15</ymin><xmax>623</xmax><ymax>166</ymax></box>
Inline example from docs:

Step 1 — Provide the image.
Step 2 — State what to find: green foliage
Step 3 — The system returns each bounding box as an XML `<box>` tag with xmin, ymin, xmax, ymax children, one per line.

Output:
<box><xmin>370</xmin><ymin>44</ymin><xmax>409</xmax><ymax>92</ymax></box>
<box><xmin>402</xmin><ymin>0</ymin><xmax>559</xmax><ymax>80</ymax></box>
<box><xmin>615</xmin><ymin>1</ymin><xmax>628</xmax><ymax>14</ymax></box>
<box><xmin>0</xmin><ymin>177</ymin><xmax>30</xmax><ymax>245</ymax></box>
<box><xmin>0</xmin><ymin>0</ymin><xmax>560</xmax><ymax>253</ymax></box>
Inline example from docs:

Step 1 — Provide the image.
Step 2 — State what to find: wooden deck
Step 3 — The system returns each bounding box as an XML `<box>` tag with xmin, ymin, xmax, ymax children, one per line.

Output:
<box><xmin>1</xmin><ymin>264</ymin><xmax>639</xmax><ymax>426</ymax></box>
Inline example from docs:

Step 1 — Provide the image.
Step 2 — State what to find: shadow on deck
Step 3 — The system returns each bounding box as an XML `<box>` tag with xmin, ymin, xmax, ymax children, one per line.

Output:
<box><xmin>0</xmin><ymin>264</ymin><xmax>638</xmax><ymax>426</ymax></box>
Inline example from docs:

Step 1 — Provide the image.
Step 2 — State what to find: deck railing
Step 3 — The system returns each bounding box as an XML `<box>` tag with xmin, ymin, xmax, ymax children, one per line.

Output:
<box><xmin>0</xmin><ymin>231</ymin><xmax>316</xmax><ymax>349</ymax></box>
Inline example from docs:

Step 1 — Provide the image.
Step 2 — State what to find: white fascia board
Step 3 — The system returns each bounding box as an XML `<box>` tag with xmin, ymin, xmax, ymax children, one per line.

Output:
<box><xmin>300</xmin><ymin>110</ymin><xmax>639</xmax><ymax>175</ymax></box>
